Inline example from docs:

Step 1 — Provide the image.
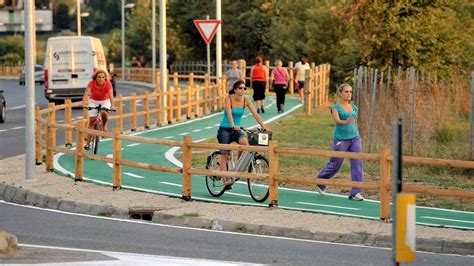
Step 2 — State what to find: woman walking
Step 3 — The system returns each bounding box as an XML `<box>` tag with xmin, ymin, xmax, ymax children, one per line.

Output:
<box><xmin>315</xmin><ymin>84</ymin><xmax>365</xmax><ymax>201</ymax></box>
<box><xmin>270</xmin><ymin>59</ymin><xmax>289</xmax><ymax>113</ymax></box>
<box><xmin>226</xmin><ymin>59</ymin><xmax>245</xmax><ymax>92</ymax></box>
<box><xmin>250</xmin><ymin>56</ymin><xmax>268</xmax><ymax>113</ymax></box>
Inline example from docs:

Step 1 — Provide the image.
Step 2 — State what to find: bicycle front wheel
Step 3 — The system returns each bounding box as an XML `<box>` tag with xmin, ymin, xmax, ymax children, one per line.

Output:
<box><xmin>205</xmin><ymin>151</ymin><xmax>226</xmax><ymax>197</ymax></box>
<box><xmin>247</xmin><ymin>154</ymin><xmax>269</xmax><ymax>203</ymax></box>
<box><xmin>91</xmin><ymin>123</ymin><xmax>100</xmax><ymax>155</ymax></box>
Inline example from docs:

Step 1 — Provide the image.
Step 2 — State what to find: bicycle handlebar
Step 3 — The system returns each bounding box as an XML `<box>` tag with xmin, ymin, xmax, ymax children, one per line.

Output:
<box><xmin>84</xmin><ymin>106</ymin><xmax>115</xmax><ymax>112</ymax></box>
<box><xmin>239</xmin><ymin>127</ymin><xmax>271</xmax><ymax>133</ymax></box>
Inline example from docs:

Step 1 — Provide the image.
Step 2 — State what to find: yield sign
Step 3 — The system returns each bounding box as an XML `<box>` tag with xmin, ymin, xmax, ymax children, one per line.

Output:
<box><xmin>194</xmin><ymin>19</ymin><xmax>221</xmax><ymax>45</ymax></box>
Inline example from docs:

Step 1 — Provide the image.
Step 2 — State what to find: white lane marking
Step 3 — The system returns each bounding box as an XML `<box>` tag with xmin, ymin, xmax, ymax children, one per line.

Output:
<box><xmin>226</xmin><ymin>192</ymin><xmax>251</xmax><ymax>198</ymax></box>
<box><xmin>421</xmin><ymin>216</ymin><xmax>474</xmax><ymax>224</ymax></box>
<box><xmin>0</xmin><ymin>129</ymin><xmax>8</xmax><ymax>133</ymax></box>
<box><xmin>192</xmin><ymin>129</ymin><xmax>202</xmax><ymax>132</ymax></box>
<box><xmin>6</xmin><ymin>104</ymin><xmax>25</xmax><ymax>110</ymax></box>
<box><xmin>205</xmin><ymin>126</ymin><xmax>213</xmax><ymax>129</ymax></box>
<box><xmin>213</xmin><ymin>123</ymin><xmax>219</xmax><ymax>126</ymax></box>
<box><xmin>11</xmin><ymin>126</ymin><xmax>24</xmax><ymax>130</ymax></box>
<box><xmin>178</xmin><ymin>132</ymin><xmax>189</xmax><ymax>136</ymax></box>
<box><xmin>160</xmin><ymin>182</ymin><xmax>181</xmax><ymax>187</ymax></box>
<box><xmin>127</xmin><ymin>143</ymin><xmax>141</xmax><ymax>147</ymax></box>
<box><xmin>125</xmin><ymin>172</ymin><xmax>145</xmax><ymax>179</ymax></box>
<box><xmin>19</xmin><ymin>244</ymin><xmax>248</xmax><ymax>265</ymax></box>
<box><xmin>165</xmin><ymin>147</ymin><xmax>182</xmax><ymax>167</ymax></box>
<box><xmin>295</xmin><ymin>202</ymin><xmax>361</xmax><ymax>211</ymax></box>
<box><xmin>163</xmin><ymin>136</ymin><xmax>173</xmax><ymax>139</ymax></box>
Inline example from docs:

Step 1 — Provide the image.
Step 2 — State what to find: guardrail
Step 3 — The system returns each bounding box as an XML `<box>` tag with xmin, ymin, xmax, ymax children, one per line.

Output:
<box><xmin>34</xmin><ymin>69</ymin><xmax>473</xmax><ymax>221</ymax></box>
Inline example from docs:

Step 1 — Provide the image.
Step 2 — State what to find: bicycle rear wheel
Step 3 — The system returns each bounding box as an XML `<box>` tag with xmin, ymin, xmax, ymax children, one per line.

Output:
<box><xmin>91</xmin><ymin>123</ymin><xmax>100</xmax><ymax>154</ymax></box>
<box><xmin>247</xmin><ymin>154</ymin><xmax>269</xmax><ymax>202</ymax></box>
<box><xmin>205</xmin><ymin>151</ymin><xmax>226</xmax><ymax>197</ymax></box>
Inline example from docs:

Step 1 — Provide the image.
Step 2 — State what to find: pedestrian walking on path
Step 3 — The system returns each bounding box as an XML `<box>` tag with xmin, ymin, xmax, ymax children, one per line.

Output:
<box><xmin>270</xmin><ymin>59</ymin><xmax>289</xmax><ymax>113</ymax></box>
<box><xmin>250</xmin><ymin>56</ymin><xmax>269</xmax><ymax>113</ymax></box>
<box><xmin>315</xmin><ymin>84</ymin><xmax>365</xmax><ymax>201</ymax></box>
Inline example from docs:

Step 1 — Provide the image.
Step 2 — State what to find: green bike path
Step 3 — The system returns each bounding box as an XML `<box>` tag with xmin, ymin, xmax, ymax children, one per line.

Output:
<box><xmin>54</xmin><ymin>97</ymin><xmax>474</xmax><ymax>230</ymax></box>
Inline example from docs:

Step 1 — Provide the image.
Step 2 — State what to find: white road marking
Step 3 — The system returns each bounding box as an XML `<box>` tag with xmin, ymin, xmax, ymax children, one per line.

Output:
<box><xmin>163</xmin><ymin>136</ymin><xmax>173</xmax><ymax>139</ymax></box>
<box><xmin>6</xmin><ymin>104</ymin><xmax>25</xmax><ymax>110</ymax></box>
<box><xmin>421</xmin><ymin>216</ymin><xmax>474</xmax><ymax>224</ymax></box>
<box><xmin>125</xmin><ymin>172</ymin><xmax>145</xmax><ymax>179</ymax></box>
<box><xmin>178</xmin><ymin>132</ymin><xmax>189</xmax><ymax>136</ymax></box>
<box><xmin>226</xmin><ymin>192</ymin><xmax>251</xmax><ymax>198</ymax></box>
<box><xmin>192</xmin><ymin>129</ymin><xmax>202</xmax><ymax>132</ymax></box>
<box><xmin>160</xmin><ymin>182</ymin><xmax>181</xmax><ymax>187</ymax></box>
<box><xmin>11</xmin><ymin>126</ymin><xmax>24</xmax><ymax>130</ymax></box>
<box><xmin>295</xmin><ymin>202</ymin><xmax>361</xmax><ymax>211</ymax></box>
<box><xmin>127</xmin><ymin>143</ymin><xmax>141</xmax><ymax>147</ymax></box>
<box><xmin>205</xmin><ymin>126</ymin><xmax>213</xmax><ymax>129</ymax></box>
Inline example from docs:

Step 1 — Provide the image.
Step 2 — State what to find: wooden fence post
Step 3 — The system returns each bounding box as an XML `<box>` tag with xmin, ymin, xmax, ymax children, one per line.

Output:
<box><xmin>189</xmin><ymin>72</ymin><xmax>194</xmax><ymax>87</ymax></box>
<box><xmin>130</xmin><ymin>92</ymin><xmax>137</xmax><ymax>131</ymax></box>
<box><xmin>143</xmin><ymin>91</ymin><xmax>150</xmax><ymax>129</ymax></box>
<box><xmin>45</xmin><ymin>103</ymin><xmax>56</xmax><ymax>171</ymax></box>
<box><xmin>167</xmin><ymin>88</ymin><xmax>173</xmax><ymax>124</ymax></box>
<box><xmin>65</xmin><ymin>99</ymin><xmax>73</xmax><ymax>146</ymax></box>
<box><xmin>156</xmin><ymin>91</ymin><xmax>163</xmax><ymax>126</ymax></box>
<box><xmin>217</xmin><ymin>81</ymin><xmax>223</xmax><ymax>109</ymax></box>
<box><xmin>182</xmin><ymin>135</ymin><xmax>192</xmax><ymax>200</ymax></box>
<box><xmin>380</xmin><ymin>147</ymin><xmax>391</xmax><ymax>221</ymax></box>
<box><xmin>35</xmin><ymin>106</ymin><xmax>43</xmax><ymax>165</ymax></box>
<box><xmin>117</xmin><ymin>94</ymin><xmax>123</xmax><ymax>132</ymax></box>
<box><xmin>74</xmin><ymin>120</ymin><xmax>86</xmax><ymax>181</ymax></box>
<box><xmin>195</xmin><ymin>85</ymin><xmax>201</xmax><ymax>117</ymax></box>
<box><xmin>268</xmin><ymin>140</ymin><xmax>279</xmax><ymax>207</ymax></box>
<box><xmin>113</xmin><ymin>128</ymin><xmax>122</xmax><ymax>190</ymax></box>
<box><xmin>204</xmin><ymin>74</ymin><xmax>209</xmax><ymax>114</ymax></box>
<box><xmin>176</xmin><ymin>87</ymin><xmax>182</xmax><ymax>122</ymax></box>
<box><xmin>186</xmin><ymin>85</ymin><xmax>193</xmax><ymax>119</ymax></box>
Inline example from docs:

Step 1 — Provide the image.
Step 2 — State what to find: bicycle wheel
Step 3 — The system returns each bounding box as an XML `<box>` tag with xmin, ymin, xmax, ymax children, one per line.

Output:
<box><xmin>247</xmin><ymin>154</ymin><xmax>270</xmax><ymax>202</ymax></box>
<box><xmin>205</xmin><ymin>151</ymin><xmax>227</xmax><ymax>197</ymax></box>
<box><xmin>91</xmin><ymin>123</ymin><xmax>100</xmax><ymax>155</ymax></box>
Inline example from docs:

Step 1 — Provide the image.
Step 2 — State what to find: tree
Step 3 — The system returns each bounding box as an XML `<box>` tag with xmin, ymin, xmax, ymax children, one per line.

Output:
<box><xmin>54</xmin><ymin>3</ymin><xmax>70</xmax><ymax>31</ymax></box>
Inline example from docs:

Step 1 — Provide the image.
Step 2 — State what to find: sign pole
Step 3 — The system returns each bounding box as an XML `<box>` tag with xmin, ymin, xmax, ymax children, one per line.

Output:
<box><xmin>206</xmin><ymin>15</ymin><xmax>211</xmax><ymax>86</ymax></box>
<box><xmin>25</xmin><ymin>0</ymin><xmax>36</xmax><ymax>181</ymax></box>
<box><xmin>392</xmin><ymin>117</ymin><xmax>403</xmax><ymax>266</ymax></box>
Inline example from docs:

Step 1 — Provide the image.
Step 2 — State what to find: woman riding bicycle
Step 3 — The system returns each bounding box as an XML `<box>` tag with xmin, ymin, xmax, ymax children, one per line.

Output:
<box><xmin>81</xmin><ymin>69</ymin><xmax>115</xmax><ymax>150</ymax></box>
<box><xmin>217</xmin><ymin>80</ymin><xmax>270</xmax><ymax>188</ymax></box>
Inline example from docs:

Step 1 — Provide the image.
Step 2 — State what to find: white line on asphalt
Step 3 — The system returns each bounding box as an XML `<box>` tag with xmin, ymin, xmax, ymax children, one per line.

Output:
<box><xmin>160</xmin><ymin>182</ymin><xmax>182</xmax><ymax>187</ymax></box>
<box><xmin>6</xmin><ymin>104</ymin><xmax>25</xmax><ymax>110</ymax></box>
<box><xmin>421</xmin><ymin>216</ymin><xmax>474</xmax><ymax>224</ymax></box>
<box><xmin>295</xmin><ymin>202</ymin><xmax>361</xmax><ymax>211</ymax></box>
<box><xmin>125</xmin><ymin>172</ymin><xmax>145</xmax><ymax>179</ymax></box>
<box><xmin>205</xmin><ymin>126</ymin><xmax>213</xmax><ymax>129</ymax></box>
<box><xmin>165</xmin><ymin>147</ymin><xmax>182</xmax><ymax>167</ymax></box>
<box><xmin>163</xmin><ymin>136</ymin><xmax>173</xmax><ymax>139</ymax></box>
<box><xmin>11</xmin><ymin>126</ymin><xmax>25</xmax><ymax>130</ymax></box>
<box><xmin>178</xmin><ymin>132</ymin><xmax>189</xmax><ymax>136</ymax></box>
<box><xmin>127</xmin><ymin>143</ymin><xmax>141</xmax><ymax>147</ymax></box>
<box><xmin>192</xmin><ymin>129</ymin><xmax>202</xmax><ymax>132</ymax></box>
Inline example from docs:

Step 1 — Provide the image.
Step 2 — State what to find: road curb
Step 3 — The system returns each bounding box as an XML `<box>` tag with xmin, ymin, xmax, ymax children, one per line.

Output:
<box><xmin>0</xmin><ymin>182</ymin><xmax>472</xmax><ymax>256</ymax></box>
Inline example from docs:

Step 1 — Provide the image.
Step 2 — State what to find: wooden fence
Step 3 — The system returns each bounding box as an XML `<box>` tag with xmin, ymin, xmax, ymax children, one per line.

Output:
<box><xmin>35</xmin><ymin>71</ymin><xmax>474</xmax><ymax>222</ymax></box>
<box><xmin>0</xmin><ymin>66</ymin><xmax>22</xmax><ymax>77</ymax></box>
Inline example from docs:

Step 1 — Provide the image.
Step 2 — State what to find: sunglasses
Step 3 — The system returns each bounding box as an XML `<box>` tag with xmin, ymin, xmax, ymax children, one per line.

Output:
<box><xmin>237</xmin><ymin>86</ymin><xmax>247</xmax><ymax>90</ymax></box>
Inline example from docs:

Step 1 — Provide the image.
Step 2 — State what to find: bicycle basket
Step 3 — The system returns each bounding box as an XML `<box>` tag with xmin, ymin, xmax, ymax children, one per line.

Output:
<box><xmin>248</xmin><ymin>131</ymin><xmax>272</xmax><ymax>146</ymax></box>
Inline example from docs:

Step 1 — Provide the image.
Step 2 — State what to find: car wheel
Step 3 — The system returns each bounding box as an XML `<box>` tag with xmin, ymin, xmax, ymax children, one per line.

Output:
<box><xmin>0</xmin><ymin>104</ymin><xmax>5</xmax><ymax>123</ymax></box>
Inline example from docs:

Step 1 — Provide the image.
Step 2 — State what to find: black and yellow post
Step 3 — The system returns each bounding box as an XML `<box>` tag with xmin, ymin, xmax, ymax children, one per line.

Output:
<box><xmin>392</xmin><ymin>117</ymin><xmax>416</xmax><ymax>265</ymax></box>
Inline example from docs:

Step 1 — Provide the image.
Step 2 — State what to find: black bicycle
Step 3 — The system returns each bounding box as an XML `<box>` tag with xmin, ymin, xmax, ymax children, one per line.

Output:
<box><xmin>85</xmin><ymin>105</ymin><xmax>113</xmax><ymax>154</ymax></box>
<box><xmin>205</xmin><ymin>127</ymin><xmax>271</xmax><ymax>203</ymax></box>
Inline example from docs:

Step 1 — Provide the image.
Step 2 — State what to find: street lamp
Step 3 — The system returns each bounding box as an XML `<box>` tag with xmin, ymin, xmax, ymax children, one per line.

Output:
<box><xmin>121</xmin><ymin>1</ymin><xmax>136</xmax><ymax>81</ymax></box>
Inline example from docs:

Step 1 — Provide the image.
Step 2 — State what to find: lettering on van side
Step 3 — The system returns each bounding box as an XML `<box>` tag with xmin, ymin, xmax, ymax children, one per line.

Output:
<box><xmin>53</xmin><ymin>50</ymin><xmax>90</xmax><ymax>61</ymax></box>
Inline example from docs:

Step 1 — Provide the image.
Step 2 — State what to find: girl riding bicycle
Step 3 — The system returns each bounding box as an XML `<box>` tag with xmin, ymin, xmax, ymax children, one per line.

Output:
<box><xmin>81</xmin><ymin>69</ymin><xmax>115</xmax><ymax>150</ymax></box>
<box><xmin>217</xmin><ymin>80</ymin><xmax>270</xmax><ymax>188</ymax></box>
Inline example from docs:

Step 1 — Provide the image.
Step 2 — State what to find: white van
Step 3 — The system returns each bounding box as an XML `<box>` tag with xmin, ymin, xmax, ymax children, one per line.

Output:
<box><xmin>43</xmin><ymin>36</ymin><xmax>108</xmax><ymax>101</ymax></box>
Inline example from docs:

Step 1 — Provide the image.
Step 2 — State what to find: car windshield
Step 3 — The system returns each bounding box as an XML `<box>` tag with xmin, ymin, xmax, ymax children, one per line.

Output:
<box><xmin>35</xmin><ymin>66</ymin><xmax>43</xmax><ymax>72</ymax></box>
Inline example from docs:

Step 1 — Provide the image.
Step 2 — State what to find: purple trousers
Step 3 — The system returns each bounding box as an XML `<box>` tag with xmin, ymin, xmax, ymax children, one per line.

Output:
<box><xmin>316</xmin><ymin>137</ymin><xmax>364</xmax><ymax>197</ymax></box>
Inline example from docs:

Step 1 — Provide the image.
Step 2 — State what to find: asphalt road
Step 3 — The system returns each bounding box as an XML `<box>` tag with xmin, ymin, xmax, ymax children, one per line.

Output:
<box><xmin>1</xmin><ymin>201</ymin><xmax>472</xmax><ymax>265</ymax></box>
<box><xmin>0</xmin><ymin>79</ymin><xmax>144</xmax><ymax>159</ymax></box>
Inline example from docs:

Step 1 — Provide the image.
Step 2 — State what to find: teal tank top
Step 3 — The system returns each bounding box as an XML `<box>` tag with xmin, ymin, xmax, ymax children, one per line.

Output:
<box><xmin>220</xmin><ymin>98</ymin><xmax>245</xmax><ymax>128</ymax></box>
<box><xmin>332</xmin><ymin>103</ymin><xmax>360</xmax><ymax>140</ymax></box>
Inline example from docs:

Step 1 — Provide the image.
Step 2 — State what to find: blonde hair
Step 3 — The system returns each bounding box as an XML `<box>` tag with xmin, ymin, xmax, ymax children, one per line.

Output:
<box><xmin>336</xmin><ymin>83</ymin><xmax>352</xmax><ymax>97</ymax></box>
<box><xmin>275</xmin><ymin>59</ymin><xmax>282</xmax><ymax>67</ymax></box>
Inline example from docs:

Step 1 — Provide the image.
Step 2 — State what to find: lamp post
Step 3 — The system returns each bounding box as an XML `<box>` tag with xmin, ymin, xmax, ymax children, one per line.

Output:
<box><xmin>121</xmin><ymin>1</ymin><xmax>135</xmax><ymax>81</ymax></box>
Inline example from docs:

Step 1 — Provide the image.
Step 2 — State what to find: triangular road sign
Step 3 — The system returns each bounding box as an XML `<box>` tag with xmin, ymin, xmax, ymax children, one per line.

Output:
<box><xmin>194</xmin><ymin>19</ymin><xmax>221</xmax><ymax>45</ymax></box>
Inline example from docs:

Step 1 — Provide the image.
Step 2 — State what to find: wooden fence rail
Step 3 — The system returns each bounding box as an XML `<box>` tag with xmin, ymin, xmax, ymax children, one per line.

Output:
<box><xmin>34</xmin><ymin>68</ymin><xmax>474</xmax><ymax>222</ymax></box>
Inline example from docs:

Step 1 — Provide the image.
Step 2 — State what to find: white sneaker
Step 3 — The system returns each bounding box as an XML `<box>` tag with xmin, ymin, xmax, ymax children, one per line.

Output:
<box><xmin>316</xmin><ymin>186</ymin><xmax>326</xmax><ymax>195</ymax></box>
<box><xmin>349</xmin><ymin>193</ymin><xmax>364</xmax><ymax>201</ymax></box>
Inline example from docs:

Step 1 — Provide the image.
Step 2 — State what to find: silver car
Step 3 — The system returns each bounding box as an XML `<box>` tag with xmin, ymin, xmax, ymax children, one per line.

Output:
<box><xmin>19</xmin><ymin>65</ymin><xmax>44</xmax><ymax>85</ymax></box>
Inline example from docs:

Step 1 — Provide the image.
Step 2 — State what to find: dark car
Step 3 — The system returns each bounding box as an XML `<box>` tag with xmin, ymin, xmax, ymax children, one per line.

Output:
<box><xmin>19</xmin><ymin>65</ymin><xmax>44</xmax><ymax>85</ymax></box>
<box><xmin>0</xmin><ymin>89</ymin><xmax>5</xmax><ymax>123</ymax></box>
